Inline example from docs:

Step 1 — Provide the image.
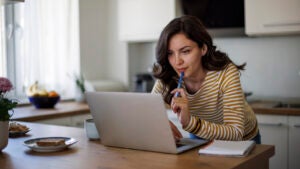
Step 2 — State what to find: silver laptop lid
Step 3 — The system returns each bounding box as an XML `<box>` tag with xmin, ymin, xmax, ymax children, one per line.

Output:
<box><xmin>86</xmin><ymin>92</ymin><xmax>178</xmax><ymax>154</ymax></box>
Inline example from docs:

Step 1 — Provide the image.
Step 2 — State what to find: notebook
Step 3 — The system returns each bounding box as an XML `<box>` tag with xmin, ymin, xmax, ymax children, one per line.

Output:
<box><xmin>85</xmin><ymin>91</ymin><xmax>208</xmax><ymax>154</ymax></box>
<box><xmin>198</xmin><ymin>140</ymin><xmax>256</xmax><ymax>157</ymax></box>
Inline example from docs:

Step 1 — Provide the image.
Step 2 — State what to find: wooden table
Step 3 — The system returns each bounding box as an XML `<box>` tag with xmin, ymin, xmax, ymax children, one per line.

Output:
<box><xmin>0</xmin><ymin>122</ymin><xmax>274</xmax><ymax>169</ymax></box>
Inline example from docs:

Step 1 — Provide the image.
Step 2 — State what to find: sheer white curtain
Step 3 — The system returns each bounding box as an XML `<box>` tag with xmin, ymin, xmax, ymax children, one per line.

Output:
<box><xmin>15</xmin><ymin>0</ymin><xmax>79</xmax><ymax>99</ymax></box>
<box><xmin>0</xmin><ymin>5</ymin><xmax>6</xmax><ymax>76</ymax></box>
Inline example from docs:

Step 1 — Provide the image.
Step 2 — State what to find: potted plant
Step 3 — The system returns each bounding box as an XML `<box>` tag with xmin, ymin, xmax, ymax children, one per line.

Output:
<box><xmin>74</xmin><ymin>74</ymin><xmax>86</xmax><ymax>102</ymax></box>
<box><xmin>0</xmin><ymin>77</ymin><xmax>18</xmax><ymax>152</ymax></box>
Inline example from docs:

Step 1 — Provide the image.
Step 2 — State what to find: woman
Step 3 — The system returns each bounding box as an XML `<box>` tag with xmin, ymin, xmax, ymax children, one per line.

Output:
<box><xmin>151</xmin><ymin>15</ymin><xmax>260</xmax><ymax>144</ymax></box>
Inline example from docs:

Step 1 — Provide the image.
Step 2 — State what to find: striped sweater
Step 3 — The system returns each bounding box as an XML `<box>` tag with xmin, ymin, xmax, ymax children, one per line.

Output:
<box><xmin>152</xmin><ymin>63</ymin><xmax>258</xmax><ymax>141</ymax></box>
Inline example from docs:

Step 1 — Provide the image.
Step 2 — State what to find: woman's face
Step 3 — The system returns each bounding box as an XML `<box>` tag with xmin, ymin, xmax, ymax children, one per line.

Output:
<box><xmin>167</xmin><ymin>33</ymin><xmax>207</xmax><ymax>78</ymax></box>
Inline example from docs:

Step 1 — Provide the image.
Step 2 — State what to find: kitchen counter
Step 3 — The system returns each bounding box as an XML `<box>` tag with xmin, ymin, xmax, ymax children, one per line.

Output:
<box><xmin>11</xmin><ymin>100</ymin><xmax>300</xmax><ymax>123</ymax></box>
<box><xmin>12</xmin><ymin>101</ymin><xmax>90</xmax><ymax>121</ymax></box>
<box><xmin>249</xmin><ymin>100</ymin><xmax>300</xmax><ymax>116</ymax></box>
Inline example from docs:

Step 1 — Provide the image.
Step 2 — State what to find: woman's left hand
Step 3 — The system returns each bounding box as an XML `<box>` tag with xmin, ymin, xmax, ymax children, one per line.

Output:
<box><xmin>170</xmin><ymin>88</ymin><xmax>190</xmax><ymax>128</ymax></box>
<box><xmin>169</xmin><ymin>120</ymin><xmax>183</xmax><ymax>142</ymax></box>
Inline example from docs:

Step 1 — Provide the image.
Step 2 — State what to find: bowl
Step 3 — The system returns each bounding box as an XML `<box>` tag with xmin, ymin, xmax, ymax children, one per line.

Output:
<box><xmin>29</xmin><ymin>96</ymin><xmax>60</xmax><ymax>108</ymax></box>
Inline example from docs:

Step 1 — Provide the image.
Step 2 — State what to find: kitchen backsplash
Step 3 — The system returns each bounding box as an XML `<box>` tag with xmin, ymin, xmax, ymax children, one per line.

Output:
<box><xmin>129</xmin><ymin>35</ymin><xmax>300</xmax><ymax>100</ymax></box>
<box><xmin>214</xmin><ymin>35</ymin><xmax>300</xmax><ymax>100</ymax></box>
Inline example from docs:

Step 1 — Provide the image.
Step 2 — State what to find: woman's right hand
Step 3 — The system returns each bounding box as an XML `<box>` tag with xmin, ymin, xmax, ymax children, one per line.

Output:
<box><xmin>169</xmin><ymin>120</ymin><xmax>183</xmax><ymax>142</ymax></box>
<box><xmin>170</xmin><ymin>88</ymin><xmax>191</xmax><ymax>128</ymax></box>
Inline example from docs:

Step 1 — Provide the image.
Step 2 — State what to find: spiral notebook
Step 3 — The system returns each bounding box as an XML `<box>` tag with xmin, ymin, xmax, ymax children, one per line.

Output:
<box><xmin>198</xmin><ymin>140</ymin><xmax>256</xmax><ymax>157</ymax></box>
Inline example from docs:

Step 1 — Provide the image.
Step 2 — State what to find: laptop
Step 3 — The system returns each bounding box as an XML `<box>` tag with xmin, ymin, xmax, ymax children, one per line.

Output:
<box><xmin>85</xmin><ymin>91</ymin><xmax>208</xmax><ymax>154</ymax></box>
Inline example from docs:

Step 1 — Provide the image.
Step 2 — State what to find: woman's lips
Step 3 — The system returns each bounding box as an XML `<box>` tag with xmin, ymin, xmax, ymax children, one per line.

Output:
<box><xmin>178</xmin><ymin>69</ymin><xmax>185</xmax><ymax>73</ymax></box>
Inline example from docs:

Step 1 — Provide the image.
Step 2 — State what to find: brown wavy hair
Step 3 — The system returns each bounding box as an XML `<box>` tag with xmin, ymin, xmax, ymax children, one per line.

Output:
<box><xmin>152</xmin><ymin>15</ymin><xmax>246</xmax><ymax>104</ymax></box>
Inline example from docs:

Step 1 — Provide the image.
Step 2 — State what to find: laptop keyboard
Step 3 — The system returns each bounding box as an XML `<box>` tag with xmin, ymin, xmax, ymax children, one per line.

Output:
<box><xmin>176</xmin><ymin>142</ymin><xmax>186</xmax><ymax>148</ymax></box>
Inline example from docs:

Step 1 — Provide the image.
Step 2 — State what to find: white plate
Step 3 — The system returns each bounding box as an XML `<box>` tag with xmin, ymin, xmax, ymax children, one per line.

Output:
<box><xmin>23</xmin><ymin>137</ymin><xmax>77</xmax><ymax>152</ymax></box>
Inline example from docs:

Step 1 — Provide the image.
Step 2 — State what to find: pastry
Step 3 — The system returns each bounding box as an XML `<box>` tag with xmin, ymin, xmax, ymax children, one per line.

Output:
<box><xmin>36</xmin><ymin>139</ymin><xmax>66</xmax><ymax>147</ymax></box>
<box><xmin>9</xmin><ymin>122</ymin><xmax>29</xmax><ymax>132</ymax></box>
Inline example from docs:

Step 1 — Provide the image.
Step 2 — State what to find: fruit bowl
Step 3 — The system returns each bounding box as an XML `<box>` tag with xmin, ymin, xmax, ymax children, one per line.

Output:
<box><xmin>29</xmin><ymin>96</ymin><xmax>60</xmax><ymax>108</ymax></box>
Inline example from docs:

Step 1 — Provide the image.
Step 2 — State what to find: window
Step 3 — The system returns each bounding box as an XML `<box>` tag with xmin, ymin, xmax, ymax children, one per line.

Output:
<box><xmin>0</xmin><ymin>6</ymin><xmax>7</xmax><ymax>76</ymax></box>
<box><xmin>1</xmin><ymin>0</ymin><xmax>80</xmax><ymax>102</ymax></box>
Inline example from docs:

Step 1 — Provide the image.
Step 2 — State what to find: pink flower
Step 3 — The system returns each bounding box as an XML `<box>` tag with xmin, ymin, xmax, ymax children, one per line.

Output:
<box><xmin>0</xmin><ymin>77</ymin><xmax>13</xmax><ymax>93</ymax></box>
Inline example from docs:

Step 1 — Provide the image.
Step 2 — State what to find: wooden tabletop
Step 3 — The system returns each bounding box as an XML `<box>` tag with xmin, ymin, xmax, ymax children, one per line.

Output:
<box><xmin>1</xmin><ymin>122</ymin><xmax>274</xmax><ymax>169</ymax></box>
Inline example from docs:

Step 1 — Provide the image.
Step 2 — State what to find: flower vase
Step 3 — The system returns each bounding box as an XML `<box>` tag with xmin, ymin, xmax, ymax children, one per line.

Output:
<box><xmin>0</xmin><ymin>121</ymin><xmax>9</xmax><ymax>152</ymax></box>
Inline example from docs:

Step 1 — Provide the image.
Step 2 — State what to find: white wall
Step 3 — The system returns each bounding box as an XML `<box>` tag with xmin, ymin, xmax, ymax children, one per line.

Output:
<box><xmin>106</xmin><ymin>0</ymin><xmax>128</xmax><ymax>86</ymax></box>
<box><xmin>214</xmin><ymin>35</ymin><xmax>300</xmax><ymax>100</ymax></box>
<box><xmin>79</xmin><ymin>0</ymin><xmax>128</xmax><ymax>88</ymax></box>
<box><xmin>79</xmin><ymin>0</ymin><xmax>108</xmax><ymax>80</ymax></box>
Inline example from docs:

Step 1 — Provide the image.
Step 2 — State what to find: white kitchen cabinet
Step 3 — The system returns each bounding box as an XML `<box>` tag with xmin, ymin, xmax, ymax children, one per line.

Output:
<box><xmin>71</xmin><ymin>113</ymin><xmax>92</xmax><ymax>128</ymax></box>
<box><xmin>117</xmin><ymin>0</ymin><xmax>180</xmax><ymax>42</ymax></box>
<box><xmin>36</xmin><ymin>116</ymin><xmax>73</xmax><ymax>127</ymax></box>
<box><xmin>245</xmin><ymin>0</ymin><xmax>300</xmax><ymax>36</ymax></box>
<box><xmin>256</xmin><ymin>114</ymin><xmax>289</xmax><ymax>169</ymax></box>
<box><xmin>36</xmin><ymin>113</ymin><xmax>92</xmax><ymax>128</ymax></box>
<box><xmin>288</xmin><ymin>116</ymin><xmax>300</xmax><ymax>169</ymax></box>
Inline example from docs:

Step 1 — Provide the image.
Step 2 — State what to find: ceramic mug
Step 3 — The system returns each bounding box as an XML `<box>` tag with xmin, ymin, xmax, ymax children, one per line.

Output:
<box><xmin>84</xmin><ymin>119</ymin><xmax>100</xmax><ymax>140</ymax></box>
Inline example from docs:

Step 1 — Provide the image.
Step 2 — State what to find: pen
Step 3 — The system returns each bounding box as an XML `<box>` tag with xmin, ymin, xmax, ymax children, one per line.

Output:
<box><xmin>175</xmin><ymin>72</ymin><xmax>184</xmax><ymax>97</ymax></box>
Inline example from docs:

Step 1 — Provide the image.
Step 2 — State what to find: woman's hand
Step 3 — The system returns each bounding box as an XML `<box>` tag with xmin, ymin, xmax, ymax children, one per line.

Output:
<box><xmin>171</xmin><ymin>88</ymin><xmax>191</xmax><ymax>128</ymax></box>
<box><xmin>169</xmin><ymin>120</ymin><xmax>182</xmax><ymax>142</ymax></box>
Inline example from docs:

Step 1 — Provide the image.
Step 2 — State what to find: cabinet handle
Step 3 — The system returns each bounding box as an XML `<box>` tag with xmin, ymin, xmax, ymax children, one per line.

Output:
<box><xmin>293</xmin><ymin>124</ymin><xmax>300</xmax><ymax>128</ymax></box>
<box><xmin>263</xmin><ymin>22</ymin><xmax>300</xmax><ymax>27</ymax></box>
<box><xmin>258</xmin><ymin>122</ymin><xmax>283</xmax><ymax>126</ymax></box>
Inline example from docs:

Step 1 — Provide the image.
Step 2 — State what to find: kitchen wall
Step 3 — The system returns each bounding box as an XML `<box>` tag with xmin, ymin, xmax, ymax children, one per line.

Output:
<box><xmin>79</xmin><ymin>0</ymin><xmax>108</xmax><ymax>80</ymax></box>
<box><xmin>79</xmin><ymin>0</ymin><xmax>128</xmax><ymax>85</ymax></box>
<box><xmin>79</xmin><ymin>0</ymin><xmax>300</xmax><ymax>100</ymax></box>
<box><xmin>124</xmin><ymin>36</ymin><xmax>300</xmax><ymax>100</ymax></box>
<box><xmin>214</xmin><ymin>36</ymin><xmax>300</xmax><ymax>100</ymax></box>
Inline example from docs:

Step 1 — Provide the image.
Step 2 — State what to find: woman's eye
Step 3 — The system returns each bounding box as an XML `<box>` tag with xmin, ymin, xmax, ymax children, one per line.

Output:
<box><xmin>167</xmin><ymin>51</ymin><xmax>173</xmax><ymax>57</ymax></box>
<box><xmin>182</xmin><ymin>50</ymin><xmax>190</xmax><ymax>54</ymax></box>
